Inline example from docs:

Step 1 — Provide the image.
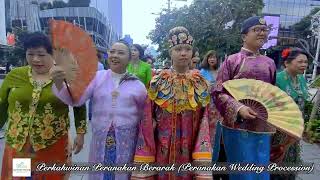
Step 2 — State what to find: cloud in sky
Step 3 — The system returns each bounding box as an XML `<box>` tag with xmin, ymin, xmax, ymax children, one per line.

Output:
<box><xmin>122</xmin><ymin>0</ymin><xmax>191</xmax><ymax>45</ymax></box>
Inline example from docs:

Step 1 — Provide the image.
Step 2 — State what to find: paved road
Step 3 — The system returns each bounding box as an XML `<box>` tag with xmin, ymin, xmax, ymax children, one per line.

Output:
<box><xmin>297</xmin><ymin>141</ymin><xmax>320</xmax><ymax>180</ymax></box>
<box><xmin>0</xmin><ymin>79</ymin><xmax>319</xmax><ymax>179</ymax></box>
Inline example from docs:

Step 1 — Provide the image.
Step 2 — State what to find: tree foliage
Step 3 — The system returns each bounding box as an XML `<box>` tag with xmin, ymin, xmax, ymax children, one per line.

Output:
<box><xmin>292</xmin><ymin>7</ymin><xmax>320</xmax><ymax>39</ymax></box>
<box><xmin>149</xmin><ymin>0</ymin><xmax>264</xmax><ymax>60</ymax></box>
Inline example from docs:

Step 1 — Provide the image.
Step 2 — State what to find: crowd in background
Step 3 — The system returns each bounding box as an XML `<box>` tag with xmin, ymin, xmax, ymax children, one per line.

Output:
<box><xmin>0</xmin><ymin>15</ymin><xmax>310</xmax><ymax>180</ymax></box>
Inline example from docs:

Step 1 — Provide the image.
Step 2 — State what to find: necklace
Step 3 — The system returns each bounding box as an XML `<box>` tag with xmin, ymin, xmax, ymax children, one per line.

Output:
<box><xmin>111</xmin><ymin>90</ymin><xmax>120</xmax><ymax>108</ymax></box>
<box><xmin>110</xmin><ymin>71</ymin><xmax>127</xmax><ymax>108</ymax></box>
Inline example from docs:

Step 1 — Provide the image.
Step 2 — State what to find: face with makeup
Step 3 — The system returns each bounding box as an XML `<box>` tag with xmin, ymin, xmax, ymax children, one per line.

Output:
<box><xmin>170</xmin><ymin>44</ymin><xmax>193</xmax><ymax>72</ymax></box>
<box><xmin>26</xmin><ymin>47</ymin><xmax>54</xmax><ymax>74</ymax></box>
<box><xmin>108</xmin><ymin>42</ymin><xmax>131</xmax><ymax>73</ymax></box>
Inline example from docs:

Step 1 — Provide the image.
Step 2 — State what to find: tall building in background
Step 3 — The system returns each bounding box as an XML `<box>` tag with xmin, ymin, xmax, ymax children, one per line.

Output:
<box><xmin>107</xmin><ymin>0</ymin><xmax>122</xmax><ymax>37</ymax></box>
<box><xmin>8</xmin><ymin>0</ymin><xmax>41</xmax><ymax>32</ymax></box>
<box><xmin>5</xmin><ymin>0</ymin><xmax>121</xmax><ymax>51</ymax></box>
<box><xmin>262</xmin><ymin>0</ymin><xmax>320</xmax><ymax>68</ymax></box>
<box><xmin>263</xmin><ymin>0</ymin><xmax>320</xmax><ymax>28</ymax></box>
<box><xmin>36</xmin><ymin>0</ymin><xmax>55</xmax><ymax>2</ymax></box>
<box><xmin>0</xmin><ymin>0</ymin><xmax>6</xmax><ymax>45</ymax></box>
<box><xmin>90</xmin><ymin>0</ymin><xmax>122</xmax><ymax>39</ymax></box>
<box><xmin>262</xmin><ymin>0</ymin><xmax>320</xmax><ymax>45</ymax></box>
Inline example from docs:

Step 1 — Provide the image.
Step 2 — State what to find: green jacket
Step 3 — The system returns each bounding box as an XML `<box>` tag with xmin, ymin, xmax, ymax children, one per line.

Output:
<box><xmin>276</xmin><ymin>70</ymin><xmax>309</xmax><ymax>110</ymax></box>
<box><xmin>127</xmin><ymin>60</ymin><xmax>152</xmax><ymax>86</ymax></box>
<box><xmin>0</xmin><ymin>66</ymin><xmax>86</xmax><ymax>151</ymax></box>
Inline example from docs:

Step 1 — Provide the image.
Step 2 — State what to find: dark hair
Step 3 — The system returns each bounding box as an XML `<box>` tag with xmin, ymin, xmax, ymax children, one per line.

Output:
<box><xmin>132</xmin><ymin>44</ymin><xmax>145</xmax><ymax>59</ymax></box>
<box><xmin>192</xmin><ymin>47</ymin><xmax>199</xmax><ymax>58</ymax></box>
<box><xmin>164</xmin><ymin>60</ymin><xmax>171</xmax><ymax>68</ymax></box>
<box><xmin>114</xmin><ymin>39</ymin><xmax>132</xmax><ymax>60</ymax></box>
<box><xmin>201</xmin><ymin>50</ymin><xmax>218</xmax><ymax>70</ymax></box>
<box><xmin>97</xmin><ymin>53</ymin><xmax>102</xmax><ymax>59</ymax></box>
<box><xmin>23</xmin><ymin>32</ymin><xmax>53</xmax><ymax>55</ymax></box>
<box><xmin>145</xmin><ymin>55</ymin><xmax>154</xmax><ymax>63</ymax></box>
<box><xmin>282</xmin><ymin>47</ymin><xmax>309</xmax><ymax>64</ymax></box>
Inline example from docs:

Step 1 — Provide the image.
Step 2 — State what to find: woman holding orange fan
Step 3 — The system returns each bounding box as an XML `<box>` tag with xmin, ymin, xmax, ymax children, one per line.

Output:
<box><xmin>0</xmin><ymin>32</ymin><xmax>87</xmax><ymax>180</ymax></box>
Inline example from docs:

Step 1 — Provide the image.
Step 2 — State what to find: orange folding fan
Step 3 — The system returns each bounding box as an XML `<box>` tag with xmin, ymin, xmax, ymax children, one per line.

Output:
<box><xmin>50</xmin><ymin>20</ymin><xmax>98</xmax><ymax>103</ymax></box>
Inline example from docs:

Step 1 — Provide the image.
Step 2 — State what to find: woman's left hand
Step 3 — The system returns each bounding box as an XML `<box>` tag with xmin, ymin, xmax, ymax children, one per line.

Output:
<box><xmin>73</xmin><ymin>134</ymin><xmax>84</xmax><ymax>154</ymax></box>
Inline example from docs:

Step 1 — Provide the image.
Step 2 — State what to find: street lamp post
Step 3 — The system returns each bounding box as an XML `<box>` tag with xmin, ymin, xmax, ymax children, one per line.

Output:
<box><xmin>310</xmin><ymin>10</ymin><xmax>320</xmax><ymax>122</ymax></box>
<box><xmin>313</xmin><ymin>35</ymin><xmax>320</xmax><ymax>80</ymax></box>
<box><xmin>311</xmin><ymin>11</ymin><xmax>320</xmax><ymax>80</ymax></box>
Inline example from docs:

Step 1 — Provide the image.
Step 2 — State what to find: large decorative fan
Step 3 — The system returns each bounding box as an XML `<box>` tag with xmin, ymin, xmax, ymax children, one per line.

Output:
<box><xmin>223</xmin><ymin>79</ymin><xmax>304</xmax><ymax>138</ymax></box>
<box><xmin>50</xmin><ymin>20</ymin><xmax>98</xmax><ymax>102</ymax></box>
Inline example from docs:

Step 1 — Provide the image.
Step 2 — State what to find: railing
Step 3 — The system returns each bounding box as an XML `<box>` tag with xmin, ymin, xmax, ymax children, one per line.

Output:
<box><xmin>40</xmin><ymin>7</ymin><xmax>108</xmax><ymax>26</ymax></box>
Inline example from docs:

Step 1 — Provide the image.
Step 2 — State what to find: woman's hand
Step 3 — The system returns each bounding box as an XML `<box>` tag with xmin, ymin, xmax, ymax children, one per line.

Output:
<box><xmin>50</xmin><ymin>66</ymin><xmax>66</xmax><ymax>90</ymax></box>
<box><xmin>238</xmin><ymin>106</ymin><xmax>257</xmax><ymax>120</ymax></box>
<box><xmin>50</xmin><ymin>49</ymin><xmax>78</xmax><ymax>89</ymax></box>
<box><xmin>73</xmin><ymin>133</ymin><xmax>84</xmax><ymax>154</ymax></box>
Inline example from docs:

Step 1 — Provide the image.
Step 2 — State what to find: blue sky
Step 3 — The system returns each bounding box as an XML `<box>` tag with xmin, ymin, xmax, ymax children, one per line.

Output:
<box><xmin>122</xmin><ymin>0</ymin><xmax>191</xmax><ymax>45</ymax></box>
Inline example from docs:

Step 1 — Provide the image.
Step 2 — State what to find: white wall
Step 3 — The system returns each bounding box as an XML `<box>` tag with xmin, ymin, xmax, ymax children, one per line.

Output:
<box><xmin>0</xmin><ymin>0</ymin><xmax>6</xmax><ymax>45</ymax></box>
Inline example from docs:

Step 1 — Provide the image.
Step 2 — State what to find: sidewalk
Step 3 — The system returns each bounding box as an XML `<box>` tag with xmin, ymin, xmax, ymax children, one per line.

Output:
<box><xmin>297</xmin><ymin>141</ymin><xmax>320</xmax><ymax>180</ymax></box>
<box><xmin>68</xmin><ymin>106</ymin><xmax>91</xmax><ymax>180</ymax></box>
<box><xmin>0</xmin><ymin>81</ymin><xmax>319</xmax><ymax>180</ymax></box>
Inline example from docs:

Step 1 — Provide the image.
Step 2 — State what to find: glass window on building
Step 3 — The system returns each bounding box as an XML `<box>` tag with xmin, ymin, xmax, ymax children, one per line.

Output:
<box><xmin>86</xmin><ymin>17</ymin><xmax>94</xmax><ymax>31</ymax></box>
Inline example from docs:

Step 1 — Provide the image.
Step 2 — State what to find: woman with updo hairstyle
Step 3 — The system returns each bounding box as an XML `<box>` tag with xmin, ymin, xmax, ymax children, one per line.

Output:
<box><xmin>51</xmin><ymin>40</ymin><xmax>147</xmax><ymax>180</ymax></box>
<box><xmin>271</xmin><ymin>47</ymin><xmax>309</xmax><ymax>180</ymax></box>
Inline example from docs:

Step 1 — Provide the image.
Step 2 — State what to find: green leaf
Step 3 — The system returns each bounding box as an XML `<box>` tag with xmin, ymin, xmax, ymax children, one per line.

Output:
<box><xmin>149</xmin><ymin>0</ymin><xmax>264</xmax><ymax>60</ymax></box>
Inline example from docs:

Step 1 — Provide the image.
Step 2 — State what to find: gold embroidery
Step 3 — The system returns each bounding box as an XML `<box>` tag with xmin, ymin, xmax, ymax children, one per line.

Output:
<box><xmin>76</xmin><ymin>120</ymin><xmax>86</xmax><ymax>134</ymax></box>
<box><xmin>148</xmin><ymin>70</ymin><xmax>210</xmax><ymax>113</ymax></box>
<box><xmin>5</xmin><ymin>103</ymin><xmax>69</xmax><ymax>151</ymax></box>
<box><xmin>40</xmin><ymin>127</ymin><xmax>55</xmax><ymax>139</ymax></box>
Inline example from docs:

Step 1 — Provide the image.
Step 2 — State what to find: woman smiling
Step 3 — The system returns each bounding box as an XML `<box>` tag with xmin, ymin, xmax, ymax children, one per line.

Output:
<box><xmin>51</xmin><ymin>40</ymin><xmax>147</xmax><ymax>180</ymax></box>
<box><xmin>0</xmin><ymin>32</ymin><xmax>87</xmax><ymax>180</ymax></box>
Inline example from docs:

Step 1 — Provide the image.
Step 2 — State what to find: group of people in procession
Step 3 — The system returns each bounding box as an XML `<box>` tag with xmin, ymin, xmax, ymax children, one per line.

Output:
<box><xmin>0</xmin><ymin>15</ymin><xmax>310</xmax><ymax>180</ymax></box>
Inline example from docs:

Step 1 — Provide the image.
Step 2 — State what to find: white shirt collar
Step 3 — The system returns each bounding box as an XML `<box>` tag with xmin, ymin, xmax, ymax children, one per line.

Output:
<box><xmin>111</xmin><ymin>70</ymin><xmax>127</xmax><ymax>77</ymax></box>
